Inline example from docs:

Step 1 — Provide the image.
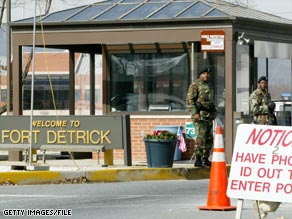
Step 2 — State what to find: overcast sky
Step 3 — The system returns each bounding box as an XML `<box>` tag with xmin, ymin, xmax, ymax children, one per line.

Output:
<box><xmin>252</xmin><ymin>0</ymin><xmax>292</xmax><ymax>19</ymax></box>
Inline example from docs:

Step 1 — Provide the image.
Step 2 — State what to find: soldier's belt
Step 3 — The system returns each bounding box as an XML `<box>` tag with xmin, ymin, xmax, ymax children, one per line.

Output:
<box><xmin>255</xmin><ymin>113</ymin><xmax>268</xmax><ymax>116</ymax></box>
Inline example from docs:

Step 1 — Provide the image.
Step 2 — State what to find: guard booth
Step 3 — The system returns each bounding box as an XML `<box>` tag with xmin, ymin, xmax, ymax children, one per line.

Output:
<box><xmin>7</xmin><ymin>0</ymin><xmax>292</xmax><ymax>163</ymax></box>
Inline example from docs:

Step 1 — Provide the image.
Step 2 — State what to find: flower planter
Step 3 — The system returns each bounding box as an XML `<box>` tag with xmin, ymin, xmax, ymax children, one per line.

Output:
<box><xmin>154</xmin><ymin>126</ymin><xmax>184</xmax><ymax>161</ymax></box>
<box><xmin>144</xmin><ymin>138</ymin><xmax>177</xmax><ymax>168</ymax></box>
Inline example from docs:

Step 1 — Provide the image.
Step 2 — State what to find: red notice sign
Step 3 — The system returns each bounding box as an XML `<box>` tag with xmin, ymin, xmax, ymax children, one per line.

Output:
<box><xmin>201</xmin><ymin>30</ymin><xmax>225</xmax><ymax>52</ymax></box>
<box><xmin>227</xmin><ymin>124</ymin><xmax>292</xmax><ymax>203</ymax></box>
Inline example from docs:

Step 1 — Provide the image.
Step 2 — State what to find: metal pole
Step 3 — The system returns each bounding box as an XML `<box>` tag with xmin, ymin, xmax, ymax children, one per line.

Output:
<box><xmin>235</xmin><ymin>199</ymin><xmax>243</xmax><ymax>219</ymax></box>
<box><xmin>191</xmin><ymin>42</ymin><xmax>195</xmax><ymax>81</ymax></box>
<box><xmin>290</xmin><ymin>60</ymin><xmax>292</xmax><ymax>126</ymax></box>
<box><xmin>29</xmin><ymin>0</ymin><xmax>37</xmax><ymax>166</ymax></box>
<box><xmin>6</xmin><ymin>0</ymin><xmax>11</xmax><ymax>114</ymax></box>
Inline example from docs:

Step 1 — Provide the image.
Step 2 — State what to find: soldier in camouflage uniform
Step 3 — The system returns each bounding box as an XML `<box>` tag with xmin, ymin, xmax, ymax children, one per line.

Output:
<box><xmin>186</xmin><ymin>67</ymin><xmax>216</xmax><ymax>167</ymax></box>
<box><xmin>250</xmin><ymin>77</ymin><xmax>280</xmax><ymax>217</ymax></box>
<box><xmin>250</xmin><ymin>76</ymin><xmax>276</xmax><ymax>125</ymax></box>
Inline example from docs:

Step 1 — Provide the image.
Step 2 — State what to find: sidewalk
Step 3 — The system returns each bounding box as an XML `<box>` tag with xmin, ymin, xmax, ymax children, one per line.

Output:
<box><xmin>0</xmin><ymin>155</ymin><xmax>212</xmax><ymax>185</ymax></box>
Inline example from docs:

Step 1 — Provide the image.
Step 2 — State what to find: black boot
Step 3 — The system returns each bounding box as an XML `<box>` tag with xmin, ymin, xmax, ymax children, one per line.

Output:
<box><xmin>194</xmin><ymin>158</ymin><xmax>203</xmax><ymax>167</ymax></box>
<box><xmin>202</xmin><ymin>158</ymin><xmax>212</xmax><ymax>167</ymax></box>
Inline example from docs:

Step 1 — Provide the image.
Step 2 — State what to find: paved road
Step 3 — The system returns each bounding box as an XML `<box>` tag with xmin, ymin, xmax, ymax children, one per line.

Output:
<box><xmin>0</xmin><ymin>179</ymin><xmax>289</xmax><ymax>219</ymax></box>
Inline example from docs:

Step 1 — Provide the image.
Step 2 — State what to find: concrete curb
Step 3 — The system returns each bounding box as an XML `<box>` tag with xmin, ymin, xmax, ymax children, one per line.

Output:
<box><xmin>0</xmin><ymin>171</ymin><xmax>91</xmax><ymax>185</ymax></box>
<box><xmin>0</xmin><ymin>167</ymin><xmax>213</xmax><ymax>185</ymax></box>
<box><xmin>86</xmin><ymin>167</ymin><xmax>212</xmax><ymax>182</ymax></box>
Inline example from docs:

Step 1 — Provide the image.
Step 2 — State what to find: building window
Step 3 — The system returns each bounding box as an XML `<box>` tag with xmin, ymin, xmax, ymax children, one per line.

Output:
<box><xmin>1</xmin><ymin>89</ymin><xmax>7</xmax><ymax>102</ymax></box>
<box><xmin>23</xmin><ymin>74</ymin><xmax>69</xmax><ymax>110</ymax></box>
<box><xmin>267</xmin><ymin>58</ymin><xmax>291</xmax><ymax>100</ymax></box>
<box><xmin>85</xmin><ymin>89</ymin><xmax>90</xmax><ymax>101</ymax></box>
<box><xmin>75</xmin><ymin>89</ymin><xmax>80</xmax><ymax>101</ymax></box>
<box><xmin>95</xmin><ymin>89</ymin><xmax>100</xmax><ymax>103</ymax></box>
<box><xmin>110</xmin><ymin>53</ymin><xmax>189</xmax><ymax>112</ymax></box>
<box><xmin>236</xmin><ymin>45</ymin><xmax>250</xmax><ymax>115</ymax></box>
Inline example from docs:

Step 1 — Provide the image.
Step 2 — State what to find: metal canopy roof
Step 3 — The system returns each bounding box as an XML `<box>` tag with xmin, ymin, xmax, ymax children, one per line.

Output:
<box><xmin>14</xmin><ymin>0</ymin><xmax>292</xmax><ymax>25</ymax></box>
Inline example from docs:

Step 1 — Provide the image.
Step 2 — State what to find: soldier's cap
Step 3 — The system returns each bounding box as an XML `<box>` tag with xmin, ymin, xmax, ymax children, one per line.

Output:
<box><xmin>198</xmin><ymin>67</ymin><xmax>211</xmax><ymax>75</ymax></box>
<box><xmin>258</xmin><ymin>76</ymin><xmax>268</xmax><ymax>83</ymax></box>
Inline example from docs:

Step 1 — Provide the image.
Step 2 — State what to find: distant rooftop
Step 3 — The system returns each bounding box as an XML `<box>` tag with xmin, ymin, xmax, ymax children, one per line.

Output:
<box><xmin>14</xmin><ymin>0</ymin><xmax>292</xmax><ymax>25</ymax></box>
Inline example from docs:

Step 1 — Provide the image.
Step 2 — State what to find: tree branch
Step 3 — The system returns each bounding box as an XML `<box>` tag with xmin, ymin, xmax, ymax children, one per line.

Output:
<box><xmin>45</xmin><ymin>0</ymin><xmax>52</xmax><ymax>15</ymax></box>
<box><xmin>0</xmin><ymin>0</ymin><xmax>7</xmax><ymax>27</ymax></box>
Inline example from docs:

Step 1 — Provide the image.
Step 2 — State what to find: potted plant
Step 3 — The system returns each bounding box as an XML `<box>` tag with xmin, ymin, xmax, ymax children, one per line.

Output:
<box><xmin>144</xmin><ymin>130</ymin><xmax>178</xmax><ymax>168</ymax></box>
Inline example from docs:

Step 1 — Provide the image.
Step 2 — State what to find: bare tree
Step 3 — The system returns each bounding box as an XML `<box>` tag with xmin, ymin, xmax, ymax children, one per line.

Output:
<box><xmin>0</xmin><ymin>0</ymin><xmax>6</xmax><ymax>27</ymax></box>
<box><xmin>45</xmin><ymin>0</ymin><xmax>52</xmax><ymax>15</ymax></box>
<box><xmin>22</xmin><ymin>49</ymin><xmax>33</xmax><ymax>85</ymax></box>
<box><xmin>1</xmin><ymin>0</ymin><xmax>89</xmax><ymax>27</ymax></box>
<box><xmin>225</xmin><ymin>0</ymin><xmax>255</xmax><ymax>8</ymax></box>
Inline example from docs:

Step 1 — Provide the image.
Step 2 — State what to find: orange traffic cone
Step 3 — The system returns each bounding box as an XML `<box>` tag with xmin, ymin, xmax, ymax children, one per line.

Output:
<box><xmin>198</xmin><ymin>126</ymin><xmax>236</xmax><ymax>211</ymax></box>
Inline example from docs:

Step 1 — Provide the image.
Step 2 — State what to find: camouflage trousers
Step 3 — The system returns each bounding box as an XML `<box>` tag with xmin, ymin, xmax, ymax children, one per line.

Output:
<box><xmin>192</xmin><ymin>118</ymin><xmax>213</xmax><ymax>159</ymax></box>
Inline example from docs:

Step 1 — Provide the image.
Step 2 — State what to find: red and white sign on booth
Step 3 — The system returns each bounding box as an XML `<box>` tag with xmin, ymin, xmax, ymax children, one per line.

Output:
<box><xmin>201</xmin><ymin>30</ymin><xmax>225</xmax><ymax>52</ymax></box>
<box><xmin>227</xmin><ymin>124</ymin><xmax>292</xmax><ymax>203</ymax></box>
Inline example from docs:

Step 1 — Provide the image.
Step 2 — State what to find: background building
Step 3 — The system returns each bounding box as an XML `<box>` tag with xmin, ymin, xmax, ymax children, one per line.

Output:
<box><xmin>4</xmin><ymin>0</ymin><xmax>292</xmax><ymax>163</ymax></box>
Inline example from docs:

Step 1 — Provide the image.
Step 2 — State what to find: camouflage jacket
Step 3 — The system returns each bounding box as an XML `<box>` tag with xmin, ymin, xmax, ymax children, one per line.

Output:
<box><xmin>249</xmin><ymin>88</ymin><xmax>271</xmax><ymax>115</ymax></box>
<box><xmin>185</xmin><ymin>78</ymin><xmax>216</xmax><ymax>118</ymax></box>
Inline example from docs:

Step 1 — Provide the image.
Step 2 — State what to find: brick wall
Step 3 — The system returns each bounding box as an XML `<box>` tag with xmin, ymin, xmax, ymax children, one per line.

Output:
<box><xmin>93</xmin><ymin>116</ymin><xmax>196</xmax><ymax>163</ymax></box>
